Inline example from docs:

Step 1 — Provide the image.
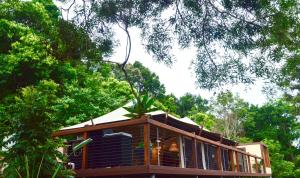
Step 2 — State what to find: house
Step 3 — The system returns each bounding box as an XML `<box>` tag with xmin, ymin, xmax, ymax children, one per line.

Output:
<box><xmin>53</xmin><ymin>105</ymin><xmax>272</xmax><ymax>178</ymax></box>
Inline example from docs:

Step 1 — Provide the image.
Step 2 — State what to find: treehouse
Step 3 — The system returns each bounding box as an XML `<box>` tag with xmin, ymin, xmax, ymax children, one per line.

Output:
<box><xmin>53</xmin><ymin>104</ymin><xmax>272</xmax><ymax>178</ymax></box>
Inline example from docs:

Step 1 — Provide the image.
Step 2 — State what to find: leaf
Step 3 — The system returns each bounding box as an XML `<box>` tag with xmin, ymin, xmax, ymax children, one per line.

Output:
<box><xmin>72</xmin><ymin>138</ymin><xmax>93</xmax><ymax>153</ymax></box>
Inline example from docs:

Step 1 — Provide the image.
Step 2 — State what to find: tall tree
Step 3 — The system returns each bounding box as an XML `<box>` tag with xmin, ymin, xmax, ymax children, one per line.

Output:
<box><xmin>61</xmin><ymin>0</ymin><xmax>300</xmax><ymax>89</ymax></box>
<box><xmin>243</xmin><ymin>100</ymin><xmax>300</xmax><ymax>160</ymax></box>
<box><xmin>176</xmin><ymin>92</ymin><xmax>209</xmax><ymax>117</ymax></box>
<box><xmin>211</xmin><ymin>91</ymin><xmax>249</xmax><ymax>139</ymax></box>
<box><xmin>113</xmin><ymin>61</ymin><xmax>166</xmax><ymax>99</ymax></box>
<box><xmin>0</xmin><ymin>0</ymin><xmax>130</xmax><ymax>177</ymax></box>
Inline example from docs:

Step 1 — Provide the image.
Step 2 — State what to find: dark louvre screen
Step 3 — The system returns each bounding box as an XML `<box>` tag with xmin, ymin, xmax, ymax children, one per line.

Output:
<box><xmin>183</xmin><ymin>138</ymin><xmax>193</xmax><ymax>168</ymax></box>
<box><xmin>204</xmin><ymin>143</ymin><xmax>218</xmax><ymax>170</ymax></box>
<box><xmin>221</xmin><ymin>149</ymin><xmax>230</xmax><ymax>171</ymax></box>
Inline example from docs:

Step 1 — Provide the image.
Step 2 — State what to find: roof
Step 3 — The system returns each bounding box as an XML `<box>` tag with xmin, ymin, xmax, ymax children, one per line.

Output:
<box><xmin>61</xmin><ymin>103</ymin><xmax>202</xmax><ymax>130</ymax></box>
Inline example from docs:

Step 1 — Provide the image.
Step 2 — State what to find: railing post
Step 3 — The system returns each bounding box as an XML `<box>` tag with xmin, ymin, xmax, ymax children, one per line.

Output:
<box><xmin>235</xmin><ymin>151</ymin><xmax>240</xmax><ymax>172</ymax></box>
<box><xmin>82</xmin><ymin>132</ymin><xmax>88</xmax><ymax>169</ymax></box>
<box><xmin>255</xmin><ymin>157</ymin><xmax>259</xmax><ymax>173</ymax></box>
<box><xmin>229</xmin><ymin>150</ymin><xmax>235</xmax><ymax>172</ymax></box>
<box><xmin>248</xmin><ymin>155</ymin><xmax>252</xmax><ymax>173</ymax></box>
<box><xmin>144</xmin><ymin>123</ymin><xmax>150</xmax><ymax>166</ymax></box>
<box><xmin>216</xmin><ymin>146</ymin><xmax>222</xmax><ymax>171</ymax></box>
<box><xmin>192</xmin><ymin>138</ymin><xmax>198</xmax><ymax>168</ymax></box>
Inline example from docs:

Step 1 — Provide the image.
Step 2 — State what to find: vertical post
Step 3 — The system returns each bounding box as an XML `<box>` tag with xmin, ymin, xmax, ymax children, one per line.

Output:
<box><xmin>82</xmin><ymin>132</ymin><xmax>88</xmax><ymax>169</ymax></box>
<box><xmin>179</xmin><ymin>136</ymin><xmax>185</xmax><ymax>168</ymax></box>
<box><xmin>201</xmin><ymin>143</ymin><xmax>207</xmax><ymax>170</ymax></box>
<box><xmin>261</xmin><ymin>145</ymin><xmax>266</xmax><ymax>173</ymax></box>
<box><xmin>156</xmin><ymin>127</ymin><xmax>160</xmax><ymax>166</ymax></box>
<box><xmin>255</xmin><ymin>157</ymin><xmax>259</xmax><ymax>173</ymax></box>
<box><xmin>229</xmin><ymin>150</ymin><xmax>235</xmax><ymax>172</ymax></box>
<box><xmin>216</xmin><ymin>146</ymin><xmax>222</xmax><ymax>171</ymax></box>
<box><xmin>192</xmin><ymin>138</ymin><xmax>198</xmax><ymax>168</ymax></box>
<box><xmin>247</xmin><ymin>155</ymin><xmax>252</xmax><ymax>173</ymax></box>
<box><xmin>144</xmin><ymin>123</ymin><xmax>150</xmax><ymax>166</ymax></box>
<box><xmin>235</xmin><ymin>151</ymin><xmax>240</xmax><ymax>172</ymax></box>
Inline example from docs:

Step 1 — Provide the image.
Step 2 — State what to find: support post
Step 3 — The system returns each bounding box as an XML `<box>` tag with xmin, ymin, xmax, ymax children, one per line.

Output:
<box><xmin>247</xmin><ymin>155</ymin><xmax>252</xmax><ymax>173</ymax></box>
<box><xmin>229</xmin><ymin>150</ymin><xmax>235</xmax><ymax>172</ymax></box>
<box><xmin>216</xmin><ymin>146</ymin><xmax>222</xmax><ymax>171</ymax></box>
<box><xmin>144</xmin><ymin>123</ymin><xmax>150</xmax><ymax>166</ymax></box>
<box><xmin>179</xmin><ymin>136</ymin><xmax>185</xmax><ymax>168</ymax></box>
<box><xmin>255</xmin><ymin>157</ymin><xmax>259</xmax><ymax>173</ymax></box>
<box><xmin>260</xmin><ymin>145</ymin><xmax>266</xmax><ymax>173</ymax></box>
<box><xmin>235</xmin><ymin>151</ymin><xmax>240</xmax><ymax>172</ymax></box>
<box><xmin>82</xmin><ymin>132</ymin><xmax>88</xmax><ymax>169</ymax></box>
<box><xmin>192</xmin><ymin>138</ymin><xmax>198</xmax><ymax>168</ymax></box>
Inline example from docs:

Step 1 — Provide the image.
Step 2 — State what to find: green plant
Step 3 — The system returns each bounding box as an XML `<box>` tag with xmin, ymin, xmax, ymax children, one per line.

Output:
<box><xmin>123</xmin><ymin>94</ymin><xmax>157</xmax><ymax>119</ymax></box>
<box><xmin>14</xmin><ymin>138</ymin><xmax>92</xmax><ymax>178</ymax></box>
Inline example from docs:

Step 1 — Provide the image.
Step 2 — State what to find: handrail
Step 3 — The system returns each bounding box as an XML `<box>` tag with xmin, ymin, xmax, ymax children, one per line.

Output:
<box><xmin>147</xmin><ymin>118</ymin><xmax>262</xmax><ymax>159</ymax></box>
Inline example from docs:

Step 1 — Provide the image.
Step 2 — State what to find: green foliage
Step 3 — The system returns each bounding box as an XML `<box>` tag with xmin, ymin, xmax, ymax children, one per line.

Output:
<box><xmin>0</xmin><ymin>0</ymin><xmax>128</xmax><ymax>177</ymax></box>
<box><xmin>113</xmin><ymin>61</ymin><xmax>166</xmax><ymax>99</ymax></box>
<box><xmin>176</xmin><ymin>93</ymin><xmax>209</xmax><ymax>117</ymax></box>
<box><xmin>263</xmin><ymin>139</ymin><xmax>300</xmax><ymax>178</ymax></box>
<box><xmin>244</xmin><ymin>100</ymin><xmax>300</xmax><ymax>160</ymax></box>
<box><xmin>123</xmin><ymin>94</ymin><xmax>157</xmax><ymax>119</ymax></box>
<box><xmin>211</xmin><ymin>91</ymin><xmax>249</xmax><ymax>139</ymax></box>
<box><xmin>70</xmin><ymin>0</ymin><xmax>300</xmax><ymax>89</ymax></box>
<box><xmin>189</xmin><ymin>112</ymin><xmax>216</xmax><ymax>131</ymax></box>
<box><xmin>0</xmin><ymin>80</ymin><xmax>69</xmax><ymax>177</ymax></box>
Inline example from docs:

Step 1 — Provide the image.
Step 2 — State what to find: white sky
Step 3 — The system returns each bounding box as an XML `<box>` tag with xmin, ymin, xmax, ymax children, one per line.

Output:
<box><xmin>54</xmin><ymin>1</ymin><xmax>278</xmax><ymax>105</ymax></box>
<box><xmin>108</xmin><ymin>27</ymin><xmax>272</xmax><ymax>105</ymax></box>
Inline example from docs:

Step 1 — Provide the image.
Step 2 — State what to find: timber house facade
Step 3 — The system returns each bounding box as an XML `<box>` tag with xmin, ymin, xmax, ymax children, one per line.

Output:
<box><xmin>53</xmin><ymin>105</ymin><xmax>272</xmax><ymax>178</ymax></box>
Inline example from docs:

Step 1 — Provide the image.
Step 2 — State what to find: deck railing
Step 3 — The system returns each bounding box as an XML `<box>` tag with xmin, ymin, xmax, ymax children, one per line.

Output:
<box><xmin>54</xmin><ymin>118</ymin><xmax>269</xmax><ymax>176</ymax></box>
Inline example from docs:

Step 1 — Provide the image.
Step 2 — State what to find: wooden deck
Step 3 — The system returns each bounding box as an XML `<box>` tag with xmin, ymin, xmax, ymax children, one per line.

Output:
<box><xmin>53</xmin><ymin>117</ymin><xmax>272</xmax><ymax>177</ymax></box>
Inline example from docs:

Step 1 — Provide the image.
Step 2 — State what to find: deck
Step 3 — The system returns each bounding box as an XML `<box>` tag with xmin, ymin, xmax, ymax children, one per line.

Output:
<box><xmin>53</xmin><ymin>117</ymin><xmax>272</xmax><ymax>177</ymax></box>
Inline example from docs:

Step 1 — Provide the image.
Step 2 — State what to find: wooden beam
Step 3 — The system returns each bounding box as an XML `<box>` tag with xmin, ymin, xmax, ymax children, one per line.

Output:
<box><xmin>53</xmin><ymin>117</ymin><xmax>148</xmax><ymax>137</ymax></box>
<box><xmin>148</xmin><ymin>165</ymin><xmax>272</xmax><ymax>177</ymax></box>
<box><xmin>255</xmin><ymin>157</ymin><xmax>259</xmax><ymax>173</ymax></box>
<box><xmin>216</xmin><ymin>146</ymin><xmax>222</xmax><ymax>171</ymax></box>
<box><xmin>248</xmin><ymin>155</ymin><xmax>252</xmax><ymax>173</ymax></box>
<box><xmin>229</xmin><ymin>150</ymin><xmax>235</xmax><ymax>172</ymax></box>
<box><xmin>235</xmin><ymin>151</ymin><xmax>240</xmax><ymax>172</ymax></box>
<box><xmin>144</xmin><ymin>123</ymin><xmax>150</xmax><ymax>166</ymax></box>
<box><xmin>192</xmin><ymin>138</ymin><xmax>198</xmax><ymax>168</ymax></box>
<box><xmin>260</xmin><ymin>144</ymin><xmax>266</xmax><ymax>173</ymax></box>
<box><xmin>76</xmin><ymin>166</ymin><xmax>148</xmax><ymax>177</ymax></box>
<box><xmin>82</xmin><ymin>132</ymin><xmax>88</xmax><ymax>169</ymax></box>
<box><xmin>148</xmin><ymin>119</ymin><xmax>262</xmax><ymax>159</ymax></box>
<box><xmin>74</xmin><ymin>165</ymin><xmax>273</xmax><ymax>177</ymax></box>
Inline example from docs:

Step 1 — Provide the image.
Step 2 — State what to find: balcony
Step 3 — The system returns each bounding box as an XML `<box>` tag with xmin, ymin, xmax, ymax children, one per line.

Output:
<box><xmin>53</xmin><ymin>116</ymin><xmax>272</xmax><ymax>178</ymax></box>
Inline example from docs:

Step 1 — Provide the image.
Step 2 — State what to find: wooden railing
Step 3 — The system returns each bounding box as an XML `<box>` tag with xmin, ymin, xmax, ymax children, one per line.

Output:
<box><xmin>146</xmin><ymin>120</ymin><xmax>266</xmax><ymax>174</ymax></box>
<box><xmin>54</xmin><ymin>118</ymin><xmax>270</xmax><ymax>177</ymax></box>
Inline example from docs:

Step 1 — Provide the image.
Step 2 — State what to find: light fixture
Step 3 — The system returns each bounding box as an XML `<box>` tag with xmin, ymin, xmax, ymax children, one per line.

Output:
<box><xmin>169</xmin><ymin>142</ymin><xmax>179</xmax><ymax>152</ymax></box>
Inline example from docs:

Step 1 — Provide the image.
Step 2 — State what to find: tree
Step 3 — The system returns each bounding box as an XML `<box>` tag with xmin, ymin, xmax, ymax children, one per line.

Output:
<box><xmin>113</xmin><ymin>61</ymin><xmax>166</xmax><ymax>99</ymax></box>
<box><xmin>189</xmin><ymin>112</ymin><xmax>216</xmax><ymax>131</ymax></box>
<box><xmin>243</xmin><ymin>100</ymin><xmax>300</xmax><ymax>161</ymax></box>
<box><xmin>176</xmin><ymin>92</ymin><xmax>209</xmax><ymax>117</ymax></box>
<box><xmin>0</xmin><ymin>0</ymin><xmax>130</xmax><ymax>177</ymax></box>
<box><xmin>61</xmin><ymin>0</ymin><xmax>300</xmax><ymax>89</ymax></box>
<box><xmin>211</xmin><ymin>91</ymin><xmax>249</xmax><ymax>139</ymax></box>
<box><xmin>0</xmin><ymin>80</ymin><xmax>69</xmax><ymax>177</ymax></box>
<box><xmin>263</xmin><ymin>139</ymin><xmax>300</xmax><ymax>178</ymax></box>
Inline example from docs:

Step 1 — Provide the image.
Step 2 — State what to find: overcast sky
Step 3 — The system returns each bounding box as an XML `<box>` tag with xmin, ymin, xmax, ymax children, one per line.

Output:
<box><xmin>107</xmin><ymin>27</ymin><xmax>273</xmax><ymax>105</ymax></box>
<box><xmin>54</xmin><ymin>1</ymin><xmax>277</xmax><ymax>105</ymax></box>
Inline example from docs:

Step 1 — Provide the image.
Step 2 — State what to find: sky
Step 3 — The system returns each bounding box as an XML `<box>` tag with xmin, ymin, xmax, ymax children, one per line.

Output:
<box><xmin>54</xmin><ymin>1</ymin><xmax>278</xmax><ymax>105</ymax></box>
<box><xmin>107</xmin><ymin>27</ymin><xmax>272</xmax><ymax>105</ymax></box>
